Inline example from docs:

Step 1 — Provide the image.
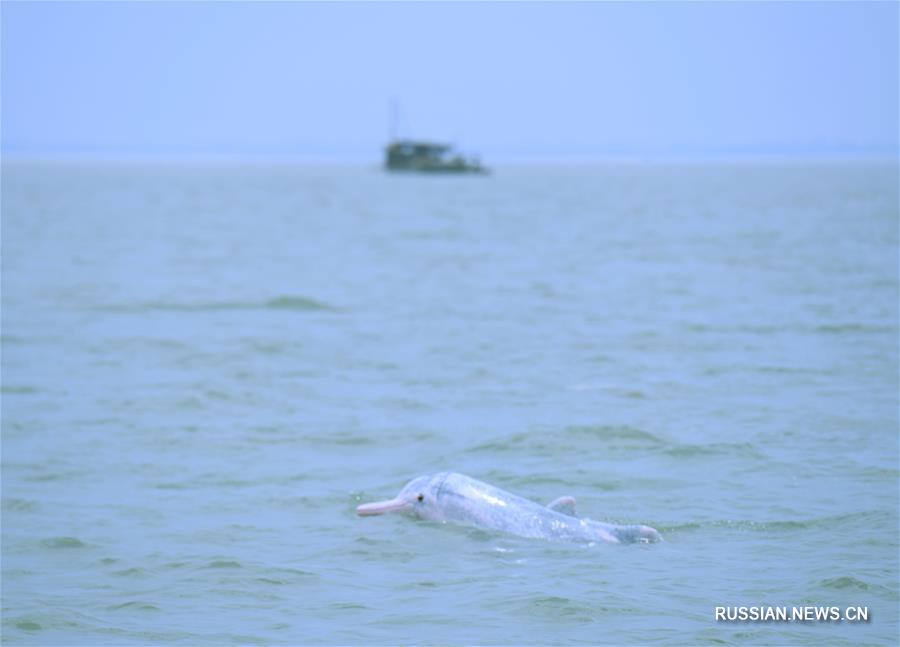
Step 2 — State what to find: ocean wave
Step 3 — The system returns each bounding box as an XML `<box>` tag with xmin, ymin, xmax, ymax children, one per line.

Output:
<box><xmin>565</xmin><ymin>424</ymin><xmax>663</xmax><ymax>444</ymax></box>
<box><xmin>465</xmin><ymin>425</ymin><xmax>664</xmax><ymax>455</ymax></box>
<box><xmin>819</xmin><ymin>575</ymin><xmax>871</xmax><ymax>590</ymax></box>
<box><xmin>659</xmin><ymin>510</ymin><xmax>891</xmax><ymax>535</ymax></box>
<box><xmin>464</xmin><ymin>426</ymin><xmax>770</xmax><ymax>464</ymax></box>
<box><xmin>684</xmin><ymin>321</ymin><xmax>896</xmax><ymax>336</ymax></box>
<box><xmin>2</xmin><ymin>497</ymin><xmax>39</xmax><ymax>512</ymax></box>
<box><xmin>107</xmin><ymin>601</ymin><xmax>159</xmax><ymax>612</ymax></box>
<box><xmin>92</xmin><ymin>294</ymin><xmax>337</xmax><ymax>313</ymax></box>
<box><xmin>663</xmin><ymin>442</ymin><xmax>763</xmax><ymax>459</ymax></box>
<box><xmin>1</xmin><ymin>385</ymin><xmax>39</xmax><ymax>394</ymax></box>
<box><xmin>205</xmin><ymin>560</ymin><xmax>243</xmax><ymax>569</ymax></box>
<box><xmin>39</xmin><ymin>536</ymin><xmax>87</xmax><ymax>549</ymax></box>
<box><xmin>817</xmin><ymin>576</ymin><xmax>897</xmax><ymax>598</ymax></box>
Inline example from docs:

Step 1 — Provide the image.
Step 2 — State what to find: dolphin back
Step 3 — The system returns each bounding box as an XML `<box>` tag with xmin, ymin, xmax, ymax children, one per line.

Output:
<box><xmin>430</xmin><ymin>473</ymin><xmax>653</xmax><ymax>544</ymax></box>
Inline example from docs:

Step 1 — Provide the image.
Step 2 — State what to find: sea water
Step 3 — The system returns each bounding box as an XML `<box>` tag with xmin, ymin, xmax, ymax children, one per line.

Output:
<box><xmin>2</xmin><ymin>161</ymin><xmax>897</xmax><ymax>645</ymax></box>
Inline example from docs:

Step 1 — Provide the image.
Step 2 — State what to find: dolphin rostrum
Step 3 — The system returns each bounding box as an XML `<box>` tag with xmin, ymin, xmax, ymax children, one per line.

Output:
<box><xmin>357</xmin><ymin>472</ymin><xmax>661</xmax><ymax>544</ymax></box>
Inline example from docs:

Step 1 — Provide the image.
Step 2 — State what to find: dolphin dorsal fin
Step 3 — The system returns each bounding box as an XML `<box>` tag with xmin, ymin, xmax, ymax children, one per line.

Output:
<box><xmin>547</xmin><ymin>496</ymin><xmax>577</xmax><ymax>517</ymax></box>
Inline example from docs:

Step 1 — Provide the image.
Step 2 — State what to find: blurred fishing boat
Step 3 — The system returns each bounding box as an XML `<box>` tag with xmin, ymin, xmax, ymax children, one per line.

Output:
<box><xmin>384</xmin><ymin>140</ymin><xmax>487</xmax><ymax>174</ymax></box>
<box><xmin>384</xmin><ymin>100</ymin><xmax>487</xmax><ymax>174</ymax></box>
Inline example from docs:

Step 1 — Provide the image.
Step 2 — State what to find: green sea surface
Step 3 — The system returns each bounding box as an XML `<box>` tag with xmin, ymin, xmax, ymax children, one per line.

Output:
<box><xmin>2</xmin><ymin>161</ymin><xmax>897</xmax><ymax>645</ymax></box>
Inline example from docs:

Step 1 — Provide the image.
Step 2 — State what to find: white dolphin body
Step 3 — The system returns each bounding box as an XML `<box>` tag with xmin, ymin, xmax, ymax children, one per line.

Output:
<box><xmin>357</xmin><ymin>472</ymin><xmax>661</xmax><ymax>544</ymax></box>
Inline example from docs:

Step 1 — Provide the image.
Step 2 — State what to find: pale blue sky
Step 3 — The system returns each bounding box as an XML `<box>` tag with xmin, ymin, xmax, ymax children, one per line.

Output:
<box><xmin>2</xmin><ymin>1</ymin><xmax>897</xmax><ymax>161</ymax></box>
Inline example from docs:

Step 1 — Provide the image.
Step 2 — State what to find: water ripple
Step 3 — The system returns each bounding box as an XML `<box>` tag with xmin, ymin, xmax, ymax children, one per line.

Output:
<box><xmin>92</xmin><ymin>294</ymin><xmax>337</xmax><ymax>313</ymax></box>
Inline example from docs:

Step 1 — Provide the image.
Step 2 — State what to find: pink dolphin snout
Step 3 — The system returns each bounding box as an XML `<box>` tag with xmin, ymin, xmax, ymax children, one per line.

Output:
<box><xmin>356</xmin><ymin>497</ymin><xmax>409</xmax><ymax>516</ymax></box>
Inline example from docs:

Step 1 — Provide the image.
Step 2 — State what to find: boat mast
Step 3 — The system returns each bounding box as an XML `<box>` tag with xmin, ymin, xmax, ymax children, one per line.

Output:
<box><xmin>389</xmin><ymin>98</ymin><xmax>399</xmax><ymax>143</ymax></box>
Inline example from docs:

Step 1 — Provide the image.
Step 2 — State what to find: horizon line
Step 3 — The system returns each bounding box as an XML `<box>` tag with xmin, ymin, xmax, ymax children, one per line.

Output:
<box><xmin>3</xmin><ymin>150</ymin><xmax>898</xmax><ymax>166</ymax></box>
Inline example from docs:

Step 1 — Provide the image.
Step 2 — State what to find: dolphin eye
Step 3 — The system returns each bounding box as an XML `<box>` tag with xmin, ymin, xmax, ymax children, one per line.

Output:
<box><xmin>417</xmin><ymin>494</ymin><xmax>424</xmax><ymax>502</ymax></box>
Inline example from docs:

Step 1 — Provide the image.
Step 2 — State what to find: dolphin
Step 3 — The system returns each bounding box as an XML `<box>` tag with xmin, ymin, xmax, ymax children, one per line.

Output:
<box><xmin>357</xmin><ymin>472</ymin><xmax>661</xmax><ymax>544</ymax></box>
